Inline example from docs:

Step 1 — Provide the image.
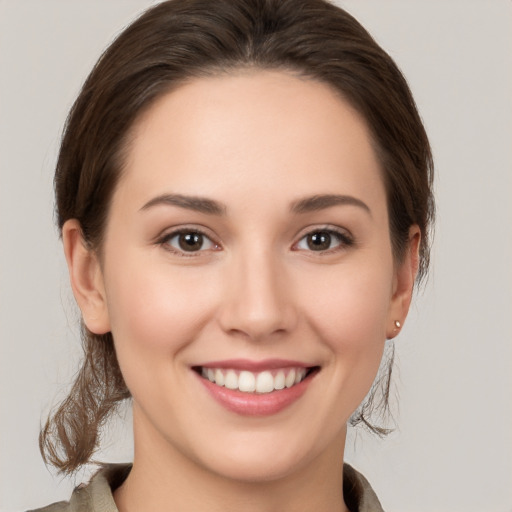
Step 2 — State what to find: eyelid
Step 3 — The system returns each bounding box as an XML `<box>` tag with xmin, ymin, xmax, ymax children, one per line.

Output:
<box><xmin>292</xmin><ymin>225</ymin><xmax>355</xmax><ymax>253</ymax></box>
<box><xmin>154</xmin><ymin>223</ymin><xmax>354</xmax><ymax>256</ymax></box>
<box><xmin>156</xmin><ymin>225</ymin><xmax>222</xmax><ymax>256</ymax></box>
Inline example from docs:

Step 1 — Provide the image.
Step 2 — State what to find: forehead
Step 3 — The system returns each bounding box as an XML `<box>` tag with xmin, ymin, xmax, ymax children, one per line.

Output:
<box><xmin>116</xmin><ymin>70</ymin><xmax>385</xmax><ymax>213</ymax></box>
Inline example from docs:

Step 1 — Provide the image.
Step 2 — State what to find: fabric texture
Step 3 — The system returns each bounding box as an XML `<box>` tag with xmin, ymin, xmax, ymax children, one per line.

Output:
<box><xmin>28</xmin><ymin>462</ymin><xmax>384</xmax><ymax>512</ymax></box>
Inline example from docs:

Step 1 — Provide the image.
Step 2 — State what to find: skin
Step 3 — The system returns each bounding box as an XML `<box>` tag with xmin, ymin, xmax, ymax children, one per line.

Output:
<box><xmin>63</xmin><ymin>70</ymin><xmax>419</xmax><ymax>512</ymax></box>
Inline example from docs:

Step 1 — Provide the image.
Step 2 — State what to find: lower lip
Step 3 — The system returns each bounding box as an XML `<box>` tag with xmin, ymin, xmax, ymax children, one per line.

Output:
<box><xmin>196</xmin><ymin>372</ymin><xmax>314</xmax><ymax>416</ymax></box>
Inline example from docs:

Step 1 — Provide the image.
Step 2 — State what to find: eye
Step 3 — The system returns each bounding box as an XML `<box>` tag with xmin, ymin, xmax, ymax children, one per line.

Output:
<box><xmin>295</xmin><ymin>229</ymin><xmax>352</xmax><ymax>252</ymax></box>
<box><xmin>162</xmin><ymin>230</ymin><xmax>218</xmax><ymax>254</ymax></box>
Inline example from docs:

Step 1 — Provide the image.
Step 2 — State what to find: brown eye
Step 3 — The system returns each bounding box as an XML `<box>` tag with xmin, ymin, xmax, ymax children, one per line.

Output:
<box><xmin>295</xmin><ymin>229</ymin><xmax>353</xmax><ymax>253</ymax></box>
<box><xmin>179</xmin><ymin>233</ymin><xmax>203</xmax><ymax>251</ymax></box>
<box><xmin>165</xmin><ymin>231</ymin><xmax>216</xmax><ymax>253</ymax></box>
<box><xmin>306</xmin><ymin>231</ymin><xmax>332</xmax><ymax>251</ymax></box>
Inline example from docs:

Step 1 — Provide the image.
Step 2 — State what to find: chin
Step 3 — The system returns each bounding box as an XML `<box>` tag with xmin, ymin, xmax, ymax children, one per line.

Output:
<box><xmin>189</xmin><ymin>424</ymin><xmax>345</xmax><ymax>484</ymax></box>
<box><xmin>202</xmin><ymin>446</ymin><xmax>309</xmax><ymax>484</ymax></box>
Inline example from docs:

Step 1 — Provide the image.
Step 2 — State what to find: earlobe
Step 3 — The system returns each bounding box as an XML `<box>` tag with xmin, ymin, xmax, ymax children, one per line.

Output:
<box><xmin>62</xmin><ymin>219</ymin><xmax>111</xmax><ymax>335</ymax></box>
<box><xmin>387</xmin><ymin>226</ymin><xmax>421</xmax><ymax>339</ymax></box>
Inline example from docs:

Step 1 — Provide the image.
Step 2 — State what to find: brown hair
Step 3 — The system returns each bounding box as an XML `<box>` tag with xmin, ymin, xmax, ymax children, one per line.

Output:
<box><xmin>41</xmin><ymin>0</ymin><xmax>434</xmax><ymax>473</ymax></box>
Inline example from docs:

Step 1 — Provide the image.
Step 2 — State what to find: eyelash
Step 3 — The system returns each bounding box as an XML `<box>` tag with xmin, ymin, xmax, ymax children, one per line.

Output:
<box><xmin>293</xmin><ymin>227</ymin><xmax>354</xmax><ymax>254</ymax></box>
<box><xmin>156</xmin><ymin>226</ymin><xmax>354</xmax><ymax>257</ymax></box>
<box><xmin>157</xmin><ymin>227</ymin><xmax>220</xmax><ymax>257</ymax></box>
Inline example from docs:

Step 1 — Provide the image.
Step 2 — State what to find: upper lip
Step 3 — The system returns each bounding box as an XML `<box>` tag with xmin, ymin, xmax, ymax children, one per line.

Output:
<box><xmin>195</xmin><ymin>359</ymin><xmax>314</xmax><ymax>372</ymax></box>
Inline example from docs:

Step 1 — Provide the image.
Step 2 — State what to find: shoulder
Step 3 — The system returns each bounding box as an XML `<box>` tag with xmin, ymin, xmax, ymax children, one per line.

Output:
<box><xmin>27</xmin><ymin>502</ymin><xmax>70</xmax><ymax>512</ymax></box>
<box><xmin>343</xmin><ymin>463</ymin><xmax>385</xmax><ymax>512</ymax></box>
<box><xmin>27</xmin><ymin>464</ymin><xmax>132</xmax><ymax>512</ymax></box>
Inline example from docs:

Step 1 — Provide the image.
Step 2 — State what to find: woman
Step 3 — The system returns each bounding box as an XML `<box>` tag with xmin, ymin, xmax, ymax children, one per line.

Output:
<box><xmin>33</xmin><ymin>0</ymin><xmax>434</xmax><ymax>510</ymax></box>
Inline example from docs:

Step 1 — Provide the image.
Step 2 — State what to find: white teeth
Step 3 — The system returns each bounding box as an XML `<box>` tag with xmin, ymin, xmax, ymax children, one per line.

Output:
<box><xmin>255</xmin><ymin>371</ymin><xmax>274</xmax><ymax>393</ymax></box>
<box><xmin>238</xmin><ymin>371</ymin><xmax>256</xmax><ymax>392</ymax></box>
<box><xmin>295</xmin><ymin>368</ymin><xmax>305</xmax><ymax>384</ymax></box>
<box><xmin>200</xmin><ymin>366</ymin><xmax>310</xmax><ymax>393</ymax></box>
<box><xmin>224</xmin><ymin>370</ymin><xmax>238</xmax><ymax>390</ymax></box>
<box><xmin>214</xmin><ymin>369</ymin><xmax>225</xmax><ymax>386</ymax></box>
<box><xmin>274</xmin><ymin>370</ymin><xmax>285</xmax><ymax>390</ymax></box>
<box><xmin>285</xmin><ymin>368</ymin><xmax>296</xmax><ymax>388</ymax></box>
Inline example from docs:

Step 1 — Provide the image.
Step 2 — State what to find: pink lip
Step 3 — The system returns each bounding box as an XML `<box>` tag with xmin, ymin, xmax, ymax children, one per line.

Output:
<box><xmin>193</xmin><ymin>362</ymin><xmax>317</xmax><ymax>417</ymax></box>
<box><xmin>197</xmin><ymin>358</ymin><xmax>310</xmax><ymax>372</ymax></box>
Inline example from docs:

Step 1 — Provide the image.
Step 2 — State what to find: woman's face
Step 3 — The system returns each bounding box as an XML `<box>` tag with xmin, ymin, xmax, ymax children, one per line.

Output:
<box><xmin>75</xmin><ymin>70</ymin><xmax>416</xmax><ymax>482</ymax></box>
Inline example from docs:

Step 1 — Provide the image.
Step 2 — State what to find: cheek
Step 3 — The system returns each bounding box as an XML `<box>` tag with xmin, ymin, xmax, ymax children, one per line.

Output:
<box><xmin>300</xmin><ymin>258</ymin><xmax>393</xmax><ymax>389</ymax></box>
<box><xmin>103</xmin><ymin>253</ymin><xmax>219</xmax><ymax>359</ymax></box>
<box><xmin>306</xmin><ymin>262</ymin><xmax>392</xmax><ymax>339</ymax></box>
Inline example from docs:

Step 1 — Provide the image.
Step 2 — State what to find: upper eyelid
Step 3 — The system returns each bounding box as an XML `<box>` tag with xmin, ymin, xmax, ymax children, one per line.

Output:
<box><xmin>294</xmin><ymin>224</ymin><xmax>353</xmax><ymax>240</ymax></box>
<box><xmin>157</xmin><ymin>225</ymin><xmax>219</xmax><ymax>242</ymax></box>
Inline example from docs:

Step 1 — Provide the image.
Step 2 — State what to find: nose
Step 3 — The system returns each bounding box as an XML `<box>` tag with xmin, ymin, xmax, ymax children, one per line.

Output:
<box><xmin>218</xmin><ymin>248</ymin><xmax>298</xmax><ymax>342</ymax></box>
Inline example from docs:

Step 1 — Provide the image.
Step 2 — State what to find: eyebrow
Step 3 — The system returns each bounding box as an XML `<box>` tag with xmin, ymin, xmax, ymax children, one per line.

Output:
<box><xmin>140</xmin><ymin>192</ymin><xmax>370</xmax><ymax>217</ymax></box>
<box><xmin>140</xmin><ymin>194</ymin><xmax>226</xmax><ymax>215</ymax></box>
<box><xmin>291</xmin><ymin>194</ymin><xmax>371</xmax><ymax>215</ymax></box>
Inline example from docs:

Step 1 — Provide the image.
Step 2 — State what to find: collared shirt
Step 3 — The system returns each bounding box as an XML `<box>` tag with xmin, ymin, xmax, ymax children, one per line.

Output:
<box><xmin>29</xmin><ymin>463</ymin><xmax>385</xmax><ymax>512</ymax></box>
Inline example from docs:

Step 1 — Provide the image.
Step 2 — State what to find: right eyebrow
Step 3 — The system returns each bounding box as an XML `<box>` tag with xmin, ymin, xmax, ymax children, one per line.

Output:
<box><xmin>139</xmin><ymin>193</ymin><xmax>227</xmax><ymax>216</ymax></box>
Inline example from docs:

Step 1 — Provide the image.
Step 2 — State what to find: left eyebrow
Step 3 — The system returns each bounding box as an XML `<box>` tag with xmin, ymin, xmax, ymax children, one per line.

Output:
<box><xmin>290</xmin><ymin>194</ymin><xmax>372</xmax><ymax>216</ymax></box>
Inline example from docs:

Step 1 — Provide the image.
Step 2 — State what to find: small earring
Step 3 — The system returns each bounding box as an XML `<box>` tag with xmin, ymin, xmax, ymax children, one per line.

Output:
<box><xmin>394</xmin><ymin>320</ymin><xmax>401</xmax><ymax>329</ymax></box>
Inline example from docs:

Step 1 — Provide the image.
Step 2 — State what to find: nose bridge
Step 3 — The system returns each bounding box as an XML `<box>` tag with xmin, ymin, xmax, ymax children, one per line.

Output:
<box><xmin>219</xmin><ymin>243</ymin><xmax>296</xmax><ymax>340</ymax></box>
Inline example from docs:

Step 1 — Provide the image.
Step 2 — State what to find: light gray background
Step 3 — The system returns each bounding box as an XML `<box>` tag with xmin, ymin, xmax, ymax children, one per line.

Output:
<box><xmin>1</xmin><ymin>1</ymin><xmax>511</xmax><ymax>511</ymax></box>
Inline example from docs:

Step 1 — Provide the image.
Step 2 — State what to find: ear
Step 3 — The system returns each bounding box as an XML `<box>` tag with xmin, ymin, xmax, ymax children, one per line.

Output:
<box><xmin>62</xmin><ymin>219</ymin><xmax>111</xmax><ymax>335</ymax></box>
<box><xmin>386</xmin><ymin>225</ymin><xmax>421</xmax><ymax>339</ymax></box>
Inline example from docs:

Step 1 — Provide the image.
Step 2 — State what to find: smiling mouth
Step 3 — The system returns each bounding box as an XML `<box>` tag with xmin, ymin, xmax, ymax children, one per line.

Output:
<box><xmin>193</xmin><ymin>366</ymin><xmax>319</xmax><ymax>394</ymax></box>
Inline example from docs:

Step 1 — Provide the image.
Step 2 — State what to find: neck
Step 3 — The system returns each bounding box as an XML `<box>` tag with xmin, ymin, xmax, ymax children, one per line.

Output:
<box><xmin>114</xmin><ymin>406</ymin><xmax>350</xmax><ymax>512</ymax></box>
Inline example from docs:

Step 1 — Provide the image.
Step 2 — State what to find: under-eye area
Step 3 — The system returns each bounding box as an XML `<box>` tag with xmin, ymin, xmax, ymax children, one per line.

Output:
<box><xmin>193</xmin><ymin>366</ymin><xmax>321</xmax><ymax>394</ymax></box>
